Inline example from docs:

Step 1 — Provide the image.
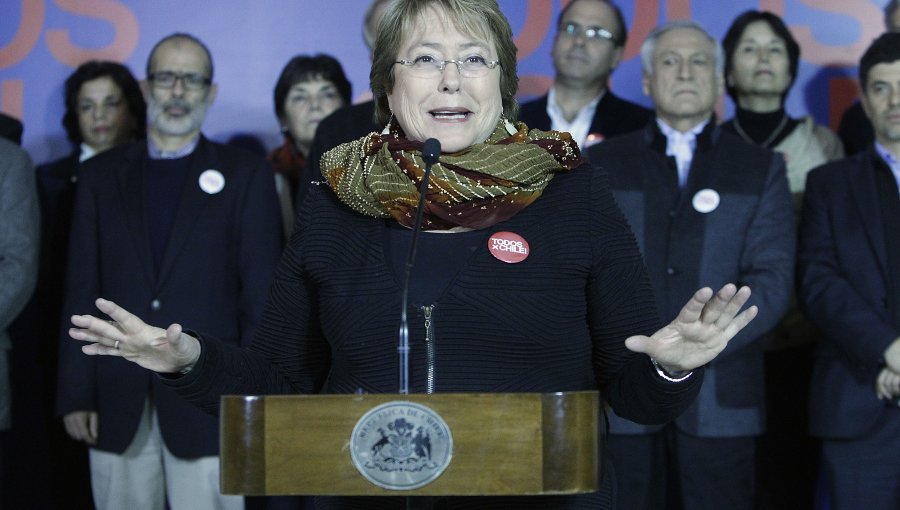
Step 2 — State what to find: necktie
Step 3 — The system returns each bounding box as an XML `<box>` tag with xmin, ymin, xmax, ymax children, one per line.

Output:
<box><xmin>665</xmin><ymin>130</ymin><xmax>696</xmax><ymax>188</ymax></box>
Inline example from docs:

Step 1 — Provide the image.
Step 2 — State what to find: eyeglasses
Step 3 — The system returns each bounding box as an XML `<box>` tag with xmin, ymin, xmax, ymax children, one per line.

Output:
<box><xmin>394</xmin><ymin>55</ymin><xmax>501</xmax><ymax>78</ymax></box>
<box><xmin>560</xmin><ymin>22</ymin><xmax>617</xmax><ymax>44</ymax></box>
<box><xmin>147</xmin><ymin>71</ymin><xmax>211</xmax><ymax>90</ymax></box>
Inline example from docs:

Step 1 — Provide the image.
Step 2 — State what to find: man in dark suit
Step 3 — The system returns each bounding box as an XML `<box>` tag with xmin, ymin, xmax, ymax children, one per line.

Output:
<box><xmin>518</xmin><ymin>0</ymin><xmax>651</xmax><ymax>149</ymax></box>
<box><xmin>587</xmin><ymin>20</ymin><xmax>794</xmax><ymax>510</ymax></box>
<box><xmin>836</xmin><ymin>0</ymin><xmax>900</xmax><ymax>156</ymax></box>
<box><xmin>798</xmin><ymin>32</ymin><xmax>900</xmax><ymax>509</ymax></box>
<box><xmin>56</xmin><ymin>33</ymin><xmax>282</xmax><ymax>510</ymax></box>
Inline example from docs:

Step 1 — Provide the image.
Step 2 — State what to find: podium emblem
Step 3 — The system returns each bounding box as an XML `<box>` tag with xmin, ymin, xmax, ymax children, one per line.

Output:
<box><xmin>350</xmin><ymin>401</ymin><xmax>453</xmax><ymax>490</ymax></box>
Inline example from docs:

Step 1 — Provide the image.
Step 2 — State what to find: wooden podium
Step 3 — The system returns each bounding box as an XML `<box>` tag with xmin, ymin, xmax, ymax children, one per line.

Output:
<box><xmin>220</xmin><ymin>391</ymin><xmax>599</xmax><ymax>496</ymax></box>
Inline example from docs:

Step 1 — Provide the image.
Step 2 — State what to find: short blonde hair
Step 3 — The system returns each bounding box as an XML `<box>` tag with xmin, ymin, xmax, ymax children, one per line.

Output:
<box><xmin>369</xmin><ymin>0</ymin><xmax>519</xmax><ymax>126</ymax></box>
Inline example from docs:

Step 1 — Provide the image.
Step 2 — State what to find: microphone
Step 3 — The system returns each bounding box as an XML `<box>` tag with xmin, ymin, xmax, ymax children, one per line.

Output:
<box><xmin>398</xmin><ymin>138</ymin><xmax>441</xmax><ymax>394</ymax></box>
<box><xmin>421</xmin><ymin>138</ymin><xmax>441</xmax><ymax>166</ymax></box>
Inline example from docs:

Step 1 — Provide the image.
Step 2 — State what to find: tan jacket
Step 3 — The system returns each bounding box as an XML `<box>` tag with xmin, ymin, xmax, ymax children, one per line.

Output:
<box><xmin>775</xmin><ymin>116</ymin><xmax>844</xmax><ymax>210</ymax></box>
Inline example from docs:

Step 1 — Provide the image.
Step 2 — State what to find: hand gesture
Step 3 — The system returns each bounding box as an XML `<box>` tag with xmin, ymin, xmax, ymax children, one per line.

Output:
<box><xmin>625</xmin><ymin>284</ymin><xmax>757</xmax><ymax>373</ymax></box>
<box><xmin>876</xmin><ymin>367</ymin><xmax>900</xmax><ymax>401</ymax></box>
<box><xmin>69</xmin><ymin>298</ymin><xmax>201</xmax><ymax>374</ymax></box>
<box><xmin>884</xmin><ymin>338</ymin><xmax>900</xmax><ymax>374</ymax></box>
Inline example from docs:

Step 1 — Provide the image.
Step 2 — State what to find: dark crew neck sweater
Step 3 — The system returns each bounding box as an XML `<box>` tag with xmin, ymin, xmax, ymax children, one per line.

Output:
<box><xmin>722</xmin><ymin>107</ymin><xmax>799</xmax><ymax>148</ymax></box>
<box><xmin>145</xmin><ymin>155</ymin><xmax>191</xmax><ymax>275</ymax></box>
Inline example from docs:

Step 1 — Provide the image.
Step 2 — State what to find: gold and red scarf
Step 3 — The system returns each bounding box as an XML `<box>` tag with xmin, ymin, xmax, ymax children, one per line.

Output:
<box><xmin>320</xmin><ymin>118</ymin><xmax>584</xmax><ymax>230</ymax></box>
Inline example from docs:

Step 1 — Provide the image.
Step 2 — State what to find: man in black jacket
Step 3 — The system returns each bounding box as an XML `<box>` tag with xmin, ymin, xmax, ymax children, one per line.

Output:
<box><xmin>798</xmin><ymin>32</ymin><xmax>900</xmax><ymax>510</ymax></box>
<box><xmin>518</xmin><ymin>0</ymin><xmax>651</xmax><ymax>149</ymax></box>
<box><xmin>56</xmin><ymin>33</ymin><xmax>282</xmax><ymax>510</ymax></box>
<box><xmin>835</xmin><ymin>0</ymin><xmax>900</xmax><ymax>155</ymax></box>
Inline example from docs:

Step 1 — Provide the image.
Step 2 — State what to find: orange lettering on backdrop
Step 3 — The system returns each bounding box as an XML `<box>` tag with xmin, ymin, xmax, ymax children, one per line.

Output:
<box><xmin>666</xmin><ymin>0</ymin><xmax>691</xmax><ymax>21</ymax></box>
<box><xmin>624</xmin><ymin>0</ymin><xmax>659</xmax><ymax>61</ymax></box>
<box><xmin>515</xmin><ymin>0</ymin><xmax>554</xmax><ymax>60</ymax></box>
<box><xmin>759</xmin><ymin>0</ymin><xmax>784</xmax><ymax>15</ymax></box>
<box><xmin>513</xmin><ymin>0</ymin><xmax>558</xmax><ymax>97</ymax></box>
<box><xmin>46</xmin><ymin>0</ymin><xmax>138</xmax><ymax>67</ymax></box>
<box><xmin>1</xmin><ymin>80</ymin><xmax>25</xmax><ymax>119</ymax></box>
<box><xmin>789</xmin><ymin>0</ymin><xmax>883</xmax><ymax>66</ymax></box>
<box><xmin>0</xmin><ymin>1</ymin><xmax>45</xmax><ymax>69</ymax></box>
<box><xmin>828</xmin><ymin>77</ymin><xmax>858</xmax><ymax>132</ymax></box>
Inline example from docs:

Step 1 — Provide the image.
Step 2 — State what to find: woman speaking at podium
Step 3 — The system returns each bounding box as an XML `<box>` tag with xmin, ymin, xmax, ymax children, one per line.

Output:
<box><xmin>67</xmin><ymin>0</ymin><xmax>758</xmax><ymax>508</ymax></box>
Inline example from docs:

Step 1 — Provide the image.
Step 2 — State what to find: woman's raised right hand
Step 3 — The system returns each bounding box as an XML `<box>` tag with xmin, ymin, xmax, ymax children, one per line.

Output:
<box><xmin>69</xmin><ymin>297</ymin><xmax>201</xmax><ymax>374</ymax></box>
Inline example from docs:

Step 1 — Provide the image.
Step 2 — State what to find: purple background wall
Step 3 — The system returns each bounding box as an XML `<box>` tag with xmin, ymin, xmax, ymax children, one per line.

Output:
<box><xmin>0</xmin><ymin>0</ymin><xmax>890</xmax><ymax>164</ymax></box>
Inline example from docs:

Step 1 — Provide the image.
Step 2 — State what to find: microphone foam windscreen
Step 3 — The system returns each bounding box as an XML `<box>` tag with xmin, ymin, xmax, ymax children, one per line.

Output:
<box><xmin>422</xmin><ymin>138</ymin><xmax>441</xmax><ymax>165</ymax></box>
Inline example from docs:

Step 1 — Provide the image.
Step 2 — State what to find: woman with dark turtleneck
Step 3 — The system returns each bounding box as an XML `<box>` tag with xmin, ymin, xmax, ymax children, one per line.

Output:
<box><xmin>721</xmin><ymin>10</ymin><xmax>842</xmax><ymax>211</ymax></box>
<box><xmin>721</xmin><ymin>10</ymin><xmax>843</xmax><ymax>509</ymax></box>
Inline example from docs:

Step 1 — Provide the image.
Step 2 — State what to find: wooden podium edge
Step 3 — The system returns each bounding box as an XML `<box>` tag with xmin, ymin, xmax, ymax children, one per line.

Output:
<box><xmin>541</xmin><ymin>391</ymin><xmax>599</xmax><ymax>493</ymax></box>
<box><xmin>221</xmin><ymin>396</ymin><xmax>266</xmax><ymax>492</ymax></box>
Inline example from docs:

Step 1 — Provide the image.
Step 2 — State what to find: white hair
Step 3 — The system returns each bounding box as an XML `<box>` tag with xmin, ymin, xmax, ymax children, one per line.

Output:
<box><xmin>640</xmin><ymin>20</ymin><xmax>724</xmax><ymax>75</ymax></box>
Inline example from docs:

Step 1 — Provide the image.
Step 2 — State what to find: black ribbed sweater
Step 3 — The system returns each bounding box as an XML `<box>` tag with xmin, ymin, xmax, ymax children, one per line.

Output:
<box><xmin>166</xmin><ymin>163</ymin><xmax>703</xmax><ymax>509</ymax></box>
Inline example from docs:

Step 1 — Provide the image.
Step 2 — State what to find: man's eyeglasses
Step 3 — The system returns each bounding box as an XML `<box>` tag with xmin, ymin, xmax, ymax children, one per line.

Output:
<box><xmin>148</xmin><ymin>71</ymin><xmax>211</xmax><ymax>90</ymax></box>
<box><xmin>560</xmin><ymin>22</ymin><xmax>617</xmax><ymax>44</ymax></box>
<box><xmin>394</xmin><ymin>55</ymin><xmax>501</xmax><ymax>78</ymax></box>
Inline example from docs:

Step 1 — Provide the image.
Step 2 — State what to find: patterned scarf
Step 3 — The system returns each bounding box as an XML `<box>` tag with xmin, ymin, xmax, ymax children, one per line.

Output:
<box><xmin>320</xmin><ymin>118</ymin><xmax>584</xmax><ymax>230</ymax></box>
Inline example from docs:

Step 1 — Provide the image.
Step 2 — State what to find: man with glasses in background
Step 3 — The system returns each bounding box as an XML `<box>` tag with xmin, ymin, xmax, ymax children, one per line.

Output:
<box><xmin>518</xmin><ymin>0</ymin><xmax>651</xmax><ymax>149</ymax></box>
<box><xmin>56</xmin><ymin>33</ymin><xmax>282</xmax><ymax>510</ymax></box>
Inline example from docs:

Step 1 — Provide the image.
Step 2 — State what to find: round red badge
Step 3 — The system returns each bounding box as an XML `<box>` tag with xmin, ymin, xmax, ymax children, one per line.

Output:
<box><xmin>488</xmin><ymin>231</ymin><xmax>530</xmax><ymax>264</ymax></box>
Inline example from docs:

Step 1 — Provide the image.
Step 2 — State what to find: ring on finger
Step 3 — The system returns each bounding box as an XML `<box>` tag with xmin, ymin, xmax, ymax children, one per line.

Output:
<box><xmin>114</xmin><ymin>340</ymin><xmax>120</xmax><ymax>350</ymax></box>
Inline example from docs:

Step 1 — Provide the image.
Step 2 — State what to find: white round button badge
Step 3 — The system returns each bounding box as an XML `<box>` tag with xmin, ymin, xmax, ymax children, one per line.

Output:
<box><xmin>199</xmin><ymin>169</ymin><xmax>225</xmax><ymax>194</ymax></box>
<box><xmin>692</xmin><ymin>188</ymin><xmax>720</xmax><ymax>214</ymax></box>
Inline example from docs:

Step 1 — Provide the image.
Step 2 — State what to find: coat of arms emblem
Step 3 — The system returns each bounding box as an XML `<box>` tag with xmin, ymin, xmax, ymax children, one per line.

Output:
<box><xmin>350</xmin><ymin>401</ymin><xmax>453</xmax><ymax>490</ymax></box>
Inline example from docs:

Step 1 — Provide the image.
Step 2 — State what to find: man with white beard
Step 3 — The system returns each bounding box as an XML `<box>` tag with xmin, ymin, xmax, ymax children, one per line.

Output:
<box><xmin>56</xmin><ymin>33</ymin><xmax>283</xmax><ymax>510</ymax></box>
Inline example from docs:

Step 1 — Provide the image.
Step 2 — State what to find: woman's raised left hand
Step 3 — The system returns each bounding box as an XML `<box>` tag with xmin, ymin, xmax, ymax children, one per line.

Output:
<box><xmin>625</xmin><ymin>284</ymin><xmax>757</xmax><ymax>373</ymax></box>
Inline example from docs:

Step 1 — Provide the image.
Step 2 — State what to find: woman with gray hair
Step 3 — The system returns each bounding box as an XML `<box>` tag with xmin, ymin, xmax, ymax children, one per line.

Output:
<box><xmin>66</xmin><ymin>1</ymin><xmax>757</xmax><ymax>507</ymax></box>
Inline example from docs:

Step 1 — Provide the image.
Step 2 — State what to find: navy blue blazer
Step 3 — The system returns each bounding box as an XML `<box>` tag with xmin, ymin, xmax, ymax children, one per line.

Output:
<box><xmin>588</xmin><ymin>121</ymin><xmax>795</xmax><ymax>437</ymax></box>
<box><xmin>799</xmin><ymin>148</ymin><xmax>899</xmax><ymax>439</ymax></box>
<box><xmin>56</xmin><ymin>136</ymin><xmax>283</xmax><ymax>457</ymax></box>
<box><xmin>517</xmin><ymin>91</ymin><xmax>652</xmax><ymax>143</ymax></box>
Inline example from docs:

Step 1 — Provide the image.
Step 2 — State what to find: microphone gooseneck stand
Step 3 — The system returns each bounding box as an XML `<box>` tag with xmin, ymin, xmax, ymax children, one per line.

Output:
<box><xmin>398</xmin><ymin>138</ymin><xmax>441</xmax><ymax>395</ymax></box>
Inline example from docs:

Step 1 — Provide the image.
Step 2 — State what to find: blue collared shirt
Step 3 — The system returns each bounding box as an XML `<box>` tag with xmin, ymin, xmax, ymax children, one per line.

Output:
<box><xmin>875</xmin><ymin>142</ymin><xmax>900</xmax><ymax>195</ymax></box>
<box><xmin>147</xmin><ymin>135</ymin><xmax>199</xmax><ymax>160</ymax></box>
